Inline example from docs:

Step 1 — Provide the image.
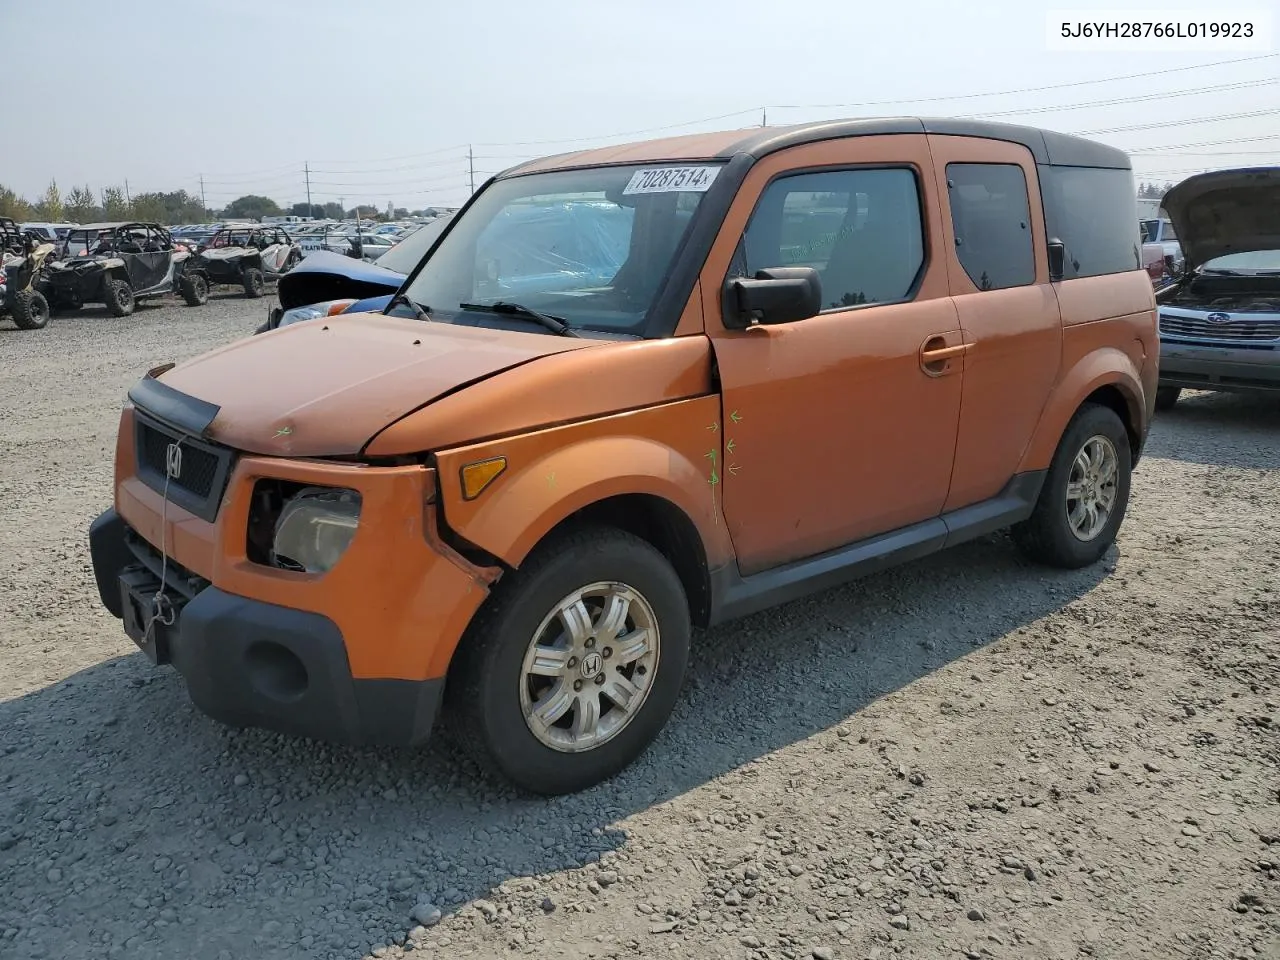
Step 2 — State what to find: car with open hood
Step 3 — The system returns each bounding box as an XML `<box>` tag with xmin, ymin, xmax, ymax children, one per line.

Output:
<box><xmin>45</xmin><ymin>222</ymin><xmax>205</xmax><ymax>316</ymax></box>
<box><xmin>88</xmin><ymin>117</ymin><xmax>1157</xmax><ymax>795</ymax></box>
<box><xmin>258</xmin><ymin>216</ymin><xmax>456</xmax><ymax>333</ymax></box>
<box><xmin>1152</xmin><ymin>167</ymin><xmax>1280</xmax><ymax>409</ymax></box>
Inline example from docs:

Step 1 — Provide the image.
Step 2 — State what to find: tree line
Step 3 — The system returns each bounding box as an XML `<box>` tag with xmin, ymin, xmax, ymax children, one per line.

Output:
<box><xmin>1</xmin><ymin>179</ymin><xmax>447</xmax><ymax>225</ymax></box>
<box><xmin>0</xmin><ymin>180</ymin><xmax>210</xmax><ymax>225</ymax></box>
<box><xmin>1137</xmin><ymin>181</ymin><xmax>1177</xmax><ymax>200</ymax></box>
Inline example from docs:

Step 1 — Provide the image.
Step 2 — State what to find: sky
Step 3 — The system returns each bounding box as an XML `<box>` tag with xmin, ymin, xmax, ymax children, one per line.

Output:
<box><xmin>3</xmin><ymin>0</ymin><xmax>1277</xmax><ymax>212</ymax></box>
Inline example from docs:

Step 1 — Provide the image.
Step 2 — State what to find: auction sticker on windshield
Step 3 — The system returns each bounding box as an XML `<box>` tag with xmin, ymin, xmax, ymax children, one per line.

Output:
<box><xmin>622</xmin><ymin>166</ymin><xmax>720</xmax><ymax>195</ymax></box>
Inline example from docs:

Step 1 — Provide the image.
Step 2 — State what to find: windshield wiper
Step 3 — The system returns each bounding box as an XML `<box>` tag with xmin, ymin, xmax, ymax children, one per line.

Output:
<box><xmin>458</xmin><ymin>300</ymin><xmax>581</xmax><ymax>338</ymax></box>
<box><xmin>387</xmin><ymin>291</ymin><xmax>431</xmax><ymax>322</ymax></box>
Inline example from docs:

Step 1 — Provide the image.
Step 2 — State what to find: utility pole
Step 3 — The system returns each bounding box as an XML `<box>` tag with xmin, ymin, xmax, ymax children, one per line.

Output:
<box><xmin>339</xmin><ymin>196</ymin><xmax>345</xmax><ymax>218</ymax></box>
<box><xmin>468</xmin><ymin>145</ymin><xmax>475</xmax><ymax>195</ymax></box>
<box><xmin>124</xmin><ymin>179</ymin><xmax>131</xmax><ymax>204</ymax></box>
<box><xmin>305</xmin><ymin>162</ymin><xmax>312</xmax><ymax>217</ymax></box>
<box><xmin>761</xmin><ymin>106</ymin><xmax>767</xmax><ymax>127</ymax></box>
<box><xmin>199</xmin><ymin>174</ymin><xmax>207</xmax><ymax>213</ymax></box>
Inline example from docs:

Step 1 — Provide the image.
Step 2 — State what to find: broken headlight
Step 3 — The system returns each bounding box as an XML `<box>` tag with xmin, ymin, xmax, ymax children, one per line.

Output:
<box><xmin>270</xmin><ymin>487</ymin><xmax>362</xmax><ymax>574</ymax></box>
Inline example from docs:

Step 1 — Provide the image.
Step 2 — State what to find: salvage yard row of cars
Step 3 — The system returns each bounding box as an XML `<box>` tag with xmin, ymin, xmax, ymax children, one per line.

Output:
<box><xmin>76</xmin><ymin>117</ymin><xmax>1279</xmax><ymax>798</ymax></box>
<box><xmin>0</xmin><ymin>220</ymin><xmax>406</xmax><ymax>328</ymax></box>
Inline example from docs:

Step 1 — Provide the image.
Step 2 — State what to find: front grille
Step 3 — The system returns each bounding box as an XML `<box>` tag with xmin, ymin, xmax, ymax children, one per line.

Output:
<box><xmin>133</xmin><ymin>410</ymin><xmax>235</xmax><ymax>523</ymax></box>
<box><xmin>1160</xmin><ymin>313</ymin><xmax>1280</xmax><ymax>343</ymax></box>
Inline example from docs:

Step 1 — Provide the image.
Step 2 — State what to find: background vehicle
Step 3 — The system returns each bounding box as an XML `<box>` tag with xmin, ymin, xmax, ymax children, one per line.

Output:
<box><xmin>260</xmin><ymin>215</ymin><xmax>454</xmax><ymax>331</ymax></box>
<box><xmin>90</xmin><ymin>118</ymin><xmax>1157</xmax><ymax>797</ymax></box>
<box><xmin>1</xmin><ymin>217</ymin><xmax>27</xmax><ymax>255</ymax></box>
<box><xmin>189</xmin><ymin>224</ymin><xmax>302</xmax><ymax>298</ymax></box>
<box><xmin>21</xmin><ymin>222</ymin><xmax>78</xmax><ymax>245</ymax></box>
<box><xmin>1153</xmin><ymin>166</ymin><xmax>1280</xmax><ymax>409</ymax></box>
<box><xmin>45</xmin><ymin>222</ymin><xmax>198</xmax><ymax>316</ymax></box>
<box><xmin>1</xmin><ymin>233</ymin><xmax>56</xmax><ymax>330</ymax></box>
<box><xmin>1140</xmin><ymin>216</ymin><xmax>1183</xmax><ymax>275</ymax></box>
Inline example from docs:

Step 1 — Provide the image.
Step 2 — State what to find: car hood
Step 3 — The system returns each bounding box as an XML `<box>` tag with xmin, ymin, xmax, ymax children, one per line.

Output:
<box><xmin>276</xmin><ymin>249</ymin><xmax>404</xmax><ymax>310</ymax></box>
<box><xmin>1161</xmin><ymin>167</ymin><xmax>1280</xmax><ymax>271</ymax></box>
<box><xmin>150</xmin><ymin>311</ymin><xmax>598</xmax><ymax>457</ymax></box>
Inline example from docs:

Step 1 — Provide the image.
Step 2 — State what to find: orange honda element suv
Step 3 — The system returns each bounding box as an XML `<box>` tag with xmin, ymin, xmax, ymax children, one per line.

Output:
<box><xmin>89</xmin><ymin>118</ymin><xmax>1158</xmax><ymax>795</ymax></box>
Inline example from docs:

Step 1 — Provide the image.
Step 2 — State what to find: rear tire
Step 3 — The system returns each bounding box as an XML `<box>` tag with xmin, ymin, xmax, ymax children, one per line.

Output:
<box><xmin>446</xmin><ymin>526</ymin><xmax>691</xmax><ymax>796</ymax></box>
<box><xmin>104</xmin><ymin>278</ymin><xmax>135</xmax><ymax>317</ymax></box>
<box><xmin>241</xmin><ymin>266</ymin><xmax>265</xmax><ymax>298</ymax></box>
<box><xmin>1154</xmin><ymin>386</ymin><xmax>1181</xmax><ymax>412</ymax></box>
<box><xmin>11</xmin><ymin>290</ymin><xmax>50</xmax><ymax>330</ymax></box>
<box><xmin>180</xmin><ymin>273</ymin><xmax>209</xmax><ymax>307</ymax></box>
<box><xmin>1011</xmin><ymin>402</ymin><xmax>1131</xmax><ymax>569</ymax></box>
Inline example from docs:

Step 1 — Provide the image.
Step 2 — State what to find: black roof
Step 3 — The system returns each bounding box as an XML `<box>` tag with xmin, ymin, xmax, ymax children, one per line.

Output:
<box><xmin>717</xmin><ymin>117</ymin><xmax>1129</xmax><ymax>168</ymax></box>
<box><xmin>499</xmin><ymin>116</ymin><xmax>1131</xmax><ymax>179</ymax></box>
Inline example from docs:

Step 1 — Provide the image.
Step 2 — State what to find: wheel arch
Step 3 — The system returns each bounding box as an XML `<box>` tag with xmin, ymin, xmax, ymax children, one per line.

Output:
<box><xmin>1018</xmin><ymin>348</ymin><xmax>1146</xmax><ymax>473</ymax></box>
<box><xmin>530</xmin><ymin>492</ymin><xmax>713</xmax><ymax>628</ymax></box>
<box><xmin>1080</xmin><ymin>383</ymin><xmax>1141</xmax><ymax>460</ymax></box>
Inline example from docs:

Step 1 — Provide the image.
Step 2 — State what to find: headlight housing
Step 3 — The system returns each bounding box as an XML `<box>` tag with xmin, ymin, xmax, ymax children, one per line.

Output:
<box><xmin>278</xmin><ymin>298</ymin><xmax>356</xmax><ymax>328</ymax></box>
<box><xmin>270</xmin><ymin>486</ymin><xmax>362</xmax><ymax>574</ymax></box>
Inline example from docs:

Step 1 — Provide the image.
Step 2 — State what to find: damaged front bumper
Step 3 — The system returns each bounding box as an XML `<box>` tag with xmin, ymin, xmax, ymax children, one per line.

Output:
<box><xmin>88</xmin><ymin>403</ymin><xmax>501</xmax><ymax>748</ymax></box>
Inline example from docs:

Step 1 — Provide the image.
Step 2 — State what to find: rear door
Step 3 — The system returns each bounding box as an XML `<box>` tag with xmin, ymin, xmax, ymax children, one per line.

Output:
<box><xmin>925</xmin><ymin>135</ymin><xmax>1062</xmax><ymax>511</ymax></box>
<box><xmin>701</xmin><ymin>135</ymin><xmax>965</xmax><ymax>575</ymax></box>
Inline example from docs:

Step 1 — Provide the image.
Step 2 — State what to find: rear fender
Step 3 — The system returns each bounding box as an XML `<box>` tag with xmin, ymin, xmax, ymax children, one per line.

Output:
<box><xmin>1017</xmin><ymin>345</ymin><xmax>1145</xmax><ymax>472</ymax></box>
<box><xmin>432</xmin><ymin>396</ymin><xmax>734</xmax><ymax>571</ymax></box>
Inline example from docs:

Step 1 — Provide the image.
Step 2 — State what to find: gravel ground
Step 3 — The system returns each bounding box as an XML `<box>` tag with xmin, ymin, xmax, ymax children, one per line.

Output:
<box><xmin>1</xmin><ymin>296</ymin><xmax>1278</xmax><ymax>960</ymax></box>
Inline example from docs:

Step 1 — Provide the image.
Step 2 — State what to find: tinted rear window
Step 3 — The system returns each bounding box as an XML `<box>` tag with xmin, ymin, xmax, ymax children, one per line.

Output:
<box><xmin>1040</xmin><ymin>165</ymin><xmax>1141</xmax><ymax>279</ymax></box>
<box><xmin>945</xmin><ymin>163</ymin><xmax>1035</xmax><ymax>291</ymax></box>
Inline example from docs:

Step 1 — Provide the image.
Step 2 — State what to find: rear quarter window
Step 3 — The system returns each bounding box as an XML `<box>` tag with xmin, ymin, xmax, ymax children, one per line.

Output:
<box><xmin>944</xmin><ymin>162</ymin><xmax>1035</xmax><ymax>291</ymax></box>
<box><xmin>1039</xmin><ymin>165</ymin><xmax>1142</xmax><ymax>279</ymax></box>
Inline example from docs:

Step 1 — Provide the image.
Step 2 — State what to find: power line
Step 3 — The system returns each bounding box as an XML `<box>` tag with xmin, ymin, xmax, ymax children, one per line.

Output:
<box><xmin>1124</xmin><ymin>133</ymin><xmax>1280</xmax><ymax>152</ymax></box>
<box><xmin>765</xmin><ymin>53</ymin><xmax>1277</xmax><ymax>112</ymax></box>
<box><xmin>1073</xmin><ymin>108</ymin><xmax>1277</xmax><ymax>136</ymax></box>
<box><xmin>472</xmin><ymin>109</ymin><xmax>763</xmax><ymax>149</ymax></box>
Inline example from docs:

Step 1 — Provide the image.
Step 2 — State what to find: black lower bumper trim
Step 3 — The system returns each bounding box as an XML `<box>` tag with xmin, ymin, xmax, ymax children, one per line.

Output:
<box><xmin>88</xmin><ymin>507</ymin><xmax>444</xmax><ymax>747</ymax></box>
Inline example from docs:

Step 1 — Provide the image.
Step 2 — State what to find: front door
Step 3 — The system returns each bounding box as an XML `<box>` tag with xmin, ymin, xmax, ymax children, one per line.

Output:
<box><xmin>701</xmin><ymin>135</ymin><xmax>966</xmax><ymax>576</ymax></box>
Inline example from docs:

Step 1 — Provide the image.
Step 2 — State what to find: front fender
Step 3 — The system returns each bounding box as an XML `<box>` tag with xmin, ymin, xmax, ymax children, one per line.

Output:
<box><xmin>432</xmin><ymin>395</ymin><xmax>734</xmax><ymax>572</ymax></box>
<box><xmin>1017</xmin><ymin>340</ymin><xmax>1145</xmax><ymax>473</ymax></box>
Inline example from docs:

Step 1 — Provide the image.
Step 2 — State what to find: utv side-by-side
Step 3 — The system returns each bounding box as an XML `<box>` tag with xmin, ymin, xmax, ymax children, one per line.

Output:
<box><xmin>188</xmin><ymin>225</ymin><xmax>302</xmax><ymax>298</ymax></box>
<box><xmin>45</xmin><ymin>222</ymin><xmax>206</xmax><ymax>316</ymax></box>
<box><xmin>1</xmin><ymin>225</ymin><xmax>57</xmax><ymax>330</ymax></box>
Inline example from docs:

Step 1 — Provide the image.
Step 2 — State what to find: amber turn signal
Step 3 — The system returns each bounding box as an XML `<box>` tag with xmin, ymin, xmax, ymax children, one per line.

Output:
<box><xmin>460</xmin><ymin>457</ymin><xmax>507</xmax><ymax>500</ymax></box>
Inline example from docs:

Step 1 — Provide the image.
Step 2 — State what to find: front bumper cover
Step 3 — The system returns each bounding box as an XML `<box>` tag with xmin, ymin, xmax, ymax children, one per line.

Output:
<box><xmin>89</xmin><ymin>507</ymin><xmax>444</xmax><ymax>747</ymax></box>
<box><xmin>1158</xmin><ymin>340</ymin><xmax>1280</xmax><ymax>393</ymax></box>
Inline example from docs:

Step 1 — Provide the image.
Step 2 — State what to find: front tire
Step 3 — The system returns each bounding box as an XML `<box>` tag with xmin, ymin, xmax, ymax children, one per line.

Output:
<box><xmin>1011</xmin><ymin>402</ymin><xmax>1131</xmax><ymax>569</ymax></box>
<box><xmin>11</xmin><ymin>290</ymin><xmax>50</xmax><ymax>330</ymax></box>
<box><xmin>447</xmin><ymin>526</ymin><xmax>691</xmax><ymax>796</ymax></box>
<box><xmin>104</xmin><ymin>278</ymin><xmax>135</xmax><ymax>317</ymax></box>
<box><xmin>241</xmin><ymin>266</ymin><xmax>265</xmax><ymax>298</ymax></box>
<box><xmin>1154</xmin><ymin>386</ymin><xmax>1181</xmax><ymax>412</ymax></box>
<box><xmin>180</xmin><ymin>272</ymin><xmax>209</xmax><ymax>307</ymax></box>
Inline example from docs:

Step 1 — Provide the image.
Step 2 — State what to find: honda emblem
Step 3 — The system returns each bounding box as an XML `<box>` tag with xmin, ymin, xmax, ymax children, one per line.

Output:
<box><xmin>165</xmin><ymin>442</ymin><xmax>183</xmax><ymax>480</ymax></box>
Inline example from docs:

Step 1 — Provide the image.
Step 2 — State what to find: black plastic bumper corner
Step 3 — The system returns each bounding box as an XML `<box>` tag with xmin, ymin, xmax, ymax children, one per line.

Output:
<box><xmin>88</xmin><ymin>507</ymin><xmax>444</xmax><ymax>748</ymax></box>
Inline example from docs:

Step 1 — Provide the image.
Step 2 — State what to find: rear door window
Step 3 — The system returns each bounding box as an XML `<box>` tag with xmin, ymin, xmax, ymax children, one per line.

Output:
<box><xmin>944</xmin><ymin>162</ymin><xmax>1035</xmax><ymax>291</ymax></box>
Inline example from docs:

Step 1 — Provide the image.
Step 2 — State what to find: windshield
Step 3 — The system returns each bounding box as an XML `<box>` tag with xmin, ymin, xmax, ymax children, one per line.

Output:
<box><xmin>1201</xmin><ymin>249</ymin><xmax>1280</xmax><ymax>274</ymax></box>
<box><xmin>398</xmin><ymin>163</ymin><xmax>722</xmax><ymax>333</ymax></box>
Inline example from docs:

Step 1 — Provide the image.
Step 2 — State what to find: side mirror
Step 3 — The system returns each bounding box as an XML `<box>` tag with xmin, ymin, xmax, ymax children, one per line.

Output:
<box><xmin>724</xmin><ymin>267</ymin><xmax>822</xmax><ymax>330</ymax></box>
<box><xmin>1047</xmin><ymin>238</ymin><xmax>1066</xmax><ymax>281</ymax></box>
